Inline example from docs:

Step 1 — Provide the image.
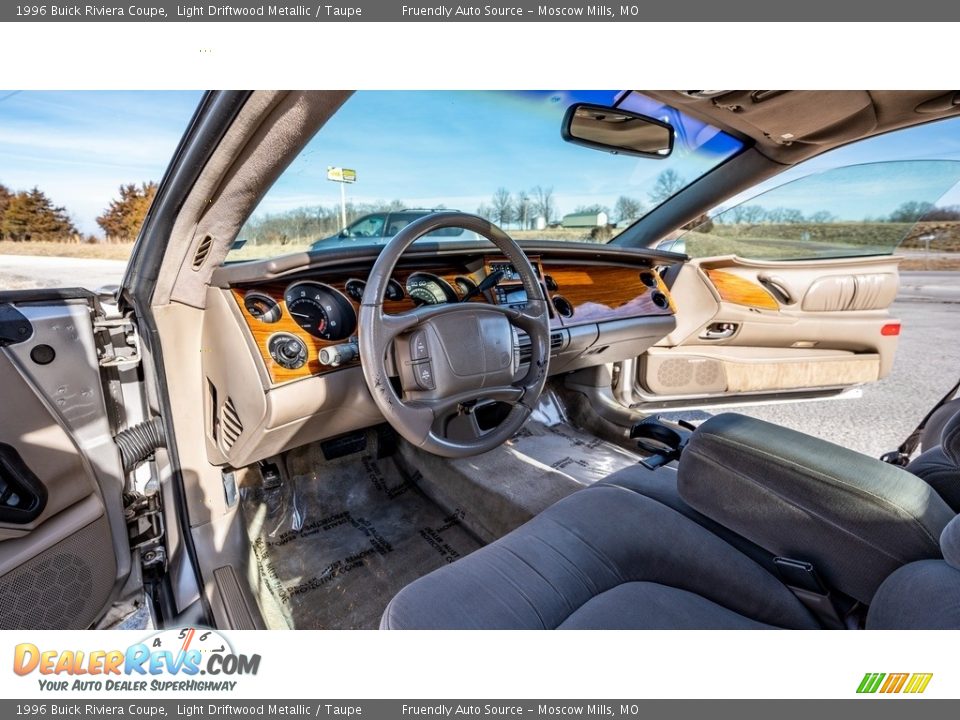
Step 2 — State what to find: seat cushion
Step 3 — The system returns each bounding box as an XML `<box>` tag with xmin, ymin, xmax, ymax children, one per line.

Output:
<box><xmin>866</xmin><ymin>559</ymin><xmax>960</xmax><ymax>629</ymax></box>
<box><xmin>381</xmin><ymin>483</ymin><xmax>819</xmax><ymax>630</ymax></box>
<box><xmin>599</xmin><ymin>464</ymin><xmax>778</xmax><ymax>573</ymax></box>
<box><xmin>557</xmin><ymin>582</ymin><xmax>776</xmax><ymax>629</ymax></box>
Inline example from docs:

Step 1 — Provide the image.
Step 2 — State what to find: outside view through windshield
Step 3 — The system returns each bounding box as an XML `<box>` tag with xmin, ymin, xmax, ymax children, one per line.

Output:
<box><xmin>226</xmin><ymin>90</ymin><xmax>743</xmax><ymax>261</ymax></box>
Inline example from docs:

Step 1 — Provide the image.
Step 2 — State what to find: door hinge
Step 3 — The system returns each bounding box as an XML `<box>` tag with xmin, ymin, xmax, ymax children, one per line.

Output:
<box><xmin>94</xmin><ymin>316</ymin><xmax>142</xmax><ymax>369</ymax></box>
<box><xmin>124</xmin><ymin>491</ymin><xmax>166</xmax><ymax>569</ymax></box>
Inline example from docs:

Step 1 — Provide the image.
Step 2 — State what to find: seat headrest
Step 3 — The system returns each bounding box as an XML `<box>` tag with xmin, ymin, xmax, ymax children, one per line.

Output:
<box><xmin>942</xmin><ymin>409</ymin><xmax>960</xmax><ymax>466</ymax></box>
<box><xmin>942</xmin><ymin>515</ymin><xmax>960</xmax><ymax>570</ymax></box>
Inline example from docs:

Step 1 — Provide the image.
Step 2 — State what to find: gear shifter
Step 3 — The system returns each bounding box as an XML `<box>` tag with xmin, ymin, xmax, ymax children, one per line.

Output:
<box><xmin>461</xmin><ymin>269</ymin><xmax>505</xmax><ymax>302</ymax></box>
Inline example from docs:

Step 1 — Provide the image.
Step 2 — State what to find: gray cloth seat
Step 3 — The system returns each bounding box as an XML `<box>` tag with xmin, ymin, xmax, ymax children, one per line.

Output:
<box><xmin>908</xmin><ymin>407</ymin><xmax>960</xmax><ymax>511</ymax></box>
<box><xmin>381</xmin><ymin>479</ymin><xmax>822</xmax><ymax>629</ymax></box>
<box><xmin>382</xmin><ymin>448</ymin><xmax>960</xmax><ymax>630</ymax></box>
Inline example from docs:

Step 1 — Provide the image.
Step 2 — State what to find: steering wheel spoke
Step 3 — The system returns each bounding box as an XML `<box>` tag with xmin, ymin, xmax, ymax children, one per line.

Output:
<box><xmin>416</xmin><ymin>385</ymin><xmax>525</xmax><ymax>418</ymax></box>
<box><xmin>378</xmin><ymin>302</ymin><xmax>470</xmax><ymax>339</ymax></box>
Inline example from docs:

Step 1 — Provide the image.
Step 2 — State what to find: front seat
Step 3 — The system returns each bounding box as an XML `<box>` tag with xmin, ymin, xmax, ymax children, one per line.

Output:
<box><xmin>907</xmin><ymin>406</ymin><xmax>960</xmax><ymax>511</ymax></box>
<box><xmin>382</xmin><ymin>415</ymin><xmax>960</xmax><ymax>630</ymax></box>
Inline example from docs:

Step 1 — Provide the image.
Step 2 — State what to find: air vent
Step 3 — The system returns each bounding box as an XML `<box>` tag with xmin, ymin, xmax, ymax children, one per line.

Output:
<box><xmin>519</xmin><ymin>332</ymin><xmax>565</xmax><ymax>364</ymax></box>
<box><xmin>219</xmin><ymin>397</ymin><xmax>243</xmax><ymax>451</ymax></box>
<box><xmin>191</xmin><ymin>235</ymin><xmax>213</xmax><ymax>270</ymax></box>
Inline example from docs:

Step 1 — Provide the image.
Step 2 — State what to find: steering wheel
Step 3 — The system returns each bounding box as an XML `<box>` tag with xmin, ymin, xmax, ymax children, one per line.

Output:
<box><xmin>359</xmin><ymin>212</ymin><xmax>550</xmax><ymax>458</ymax></box>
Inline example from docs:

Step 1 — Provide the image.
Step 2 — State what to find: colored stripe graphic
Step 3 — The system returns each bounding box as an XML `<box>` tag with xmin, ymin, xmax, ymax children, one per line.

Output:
<box><xmin>880</xmin><ymin>673</ymin><xmax>909</xmax><ymax>693</ymax></box>
<box><xmin>857</xmin><ymin>672</ymin><xmax>932</xmax><ymax>694</ymax></box>
<box><xmin>857</xmin><ymin>673</ymin><xmax>885</xmax><ymax>693</ymax></box>
<box><xmin>904</xmin><ymin>674</ymin><xmax>933</xmax><ymax>694</ymax></box>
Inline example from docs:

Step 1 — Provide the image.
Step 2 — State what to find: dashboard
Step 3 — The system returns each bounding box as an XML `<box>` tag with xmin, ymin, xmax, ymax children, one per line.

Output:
<box><xmin>201</xmin><ymin>243</ymin><xmax>682</xmax><ymax>467</ymax></box>
<box><xmin>226</xmin><ymin>253</ymin><xmax>678</xmax><ymax>385</ymax></box>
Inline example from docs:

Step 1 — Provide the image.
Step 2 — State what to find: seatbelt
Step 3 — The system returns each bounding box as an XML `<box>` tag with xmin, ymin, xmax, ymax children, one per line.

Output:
<box><xmin>881</xmin><ymin>375</ymin><xmax>960</xmax><ymax>467</ymax></box>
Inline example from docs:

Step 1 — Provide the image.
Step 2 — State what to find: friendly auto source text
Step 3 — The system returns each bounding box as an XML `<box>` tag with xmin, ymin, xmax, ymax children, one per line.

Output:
<box><xmin>400</xmin><ymin>5</ymin><xmax>635</xmax><ymax>17</ymax></box>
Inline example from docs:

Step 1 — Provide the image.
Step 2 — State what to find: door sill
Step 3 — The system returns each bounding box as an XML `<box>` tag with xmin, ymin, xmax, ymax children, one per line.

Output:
<box><xmin>631</xmin><ymin>386</ymin><xmax>863</xmax><ymax>412</ymax></box>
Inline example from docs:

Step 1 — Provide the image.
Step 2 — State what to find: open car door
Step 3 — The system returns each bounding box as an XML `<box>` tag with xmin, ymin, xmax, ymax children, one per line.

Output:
<box><xmin>631</xmin><ymin>160</ymin><xmax>960</xmax><ymax>408</ymax></box>
<box><xmin>0</xmin><ymin>287</ymin><xmax>148</xmax><ymax>629</ymax></box>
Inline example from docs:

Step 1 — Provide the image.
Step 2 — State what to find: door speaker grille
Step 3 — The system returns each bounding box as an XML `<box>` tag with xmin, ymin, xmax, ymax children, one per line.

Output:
<box><xmin>0</xmin><ymin>514</ymin><xmax>115</xmax><ymax>629</ymax></box>
<box><xmin>650</xmin><ymin>356</ymin><xmax>727</xmax><ymax>394</ymax></box>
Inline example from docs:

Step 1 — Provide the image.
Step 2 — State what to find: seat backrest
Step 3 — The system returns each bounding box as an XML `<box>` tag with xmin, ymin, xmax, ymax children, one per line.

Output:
<box><xmin>920</xmin><ymin>398</ymin><xmax>960</xmax><ymax>453</ymax></box>
<box><xmin>908</xmin><ymin>408</ymin><xmax>960</xmax><ymax>511</ymax></box>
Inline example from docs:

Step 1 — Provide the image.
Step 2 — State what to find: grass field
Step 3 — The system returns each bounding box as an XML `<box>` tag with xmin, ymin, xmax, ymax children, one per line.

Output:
<box><xmin>0</xmin><ymin>240</ymin><xmax>134</xmax><ymax>261</ymax></box>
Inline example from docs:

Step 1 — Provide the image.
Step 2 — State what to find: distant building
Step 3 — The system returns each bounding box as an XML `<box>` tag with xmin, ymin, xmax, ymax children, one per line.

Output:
<box><xmin>561</xmin><ymin>211</ymin><xmax>608</xmax><ymax>228</ymax></box>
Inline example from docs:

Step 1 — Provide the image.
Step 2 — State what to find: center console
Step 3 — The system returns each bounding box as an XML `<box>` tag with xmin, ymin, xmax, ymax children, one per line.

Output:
<box><xmin>677</xmin><ymin>413</ymin><xmax>955</xmax><ymax>604</ymax></box>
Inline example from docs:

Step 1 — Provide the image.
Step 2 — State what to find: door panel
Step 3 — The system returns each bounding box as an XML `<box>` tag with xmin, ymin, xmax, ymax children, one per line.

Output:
<box><xmin>0</xmin><ymin>292</ymin><xmax>131</xmax><ymax>629</ymax></box>
<box><xmin>637</xmin><ymin>255</ymin><xmax>901</xmax><ymax>402</ymax></box>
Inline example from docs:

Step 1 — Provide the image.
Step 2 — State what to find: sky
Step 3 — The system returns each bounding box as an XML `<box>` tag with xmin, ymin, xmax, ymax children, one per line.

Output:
<box><xmin>4</xmin><ymin>90</ymin><xmax>960</xmax><ymax>237</ymax></box>
<box><xmin>0</xmin><ymin>90</ymin><xmax>202</xmax><ymax>235</ymax></box>
<box><xmin>258</xmin><ymin>90</ymin><xmax>742</xmax><ymax>220</ymax></box>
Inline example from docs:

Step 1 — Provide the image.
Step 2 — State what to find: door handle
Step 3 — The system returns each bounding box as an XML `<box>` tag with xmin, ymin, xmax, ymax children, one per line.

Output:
<box><xmin>700</xmin><ymin>322</ymin><xmax>738</xmax><ymax>340</ymax></box>
<box><xmin>758</xmin><ymin>274</ymin><xmax>795</xmax><ymax>304</ymax></box>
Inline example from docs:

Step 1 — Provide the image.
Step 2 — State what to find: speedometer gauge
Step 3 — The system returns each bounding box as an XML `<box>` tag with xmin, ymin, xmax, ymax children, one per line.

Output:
<box><xmin>406</xmin><ymin>272</ymin><xmax>458</xmax><ymax>306</ymax></box>
<box><xmin>283</xmin><ymin>281</ymin><xmax>356</xmax><ymax>340</ymax></box>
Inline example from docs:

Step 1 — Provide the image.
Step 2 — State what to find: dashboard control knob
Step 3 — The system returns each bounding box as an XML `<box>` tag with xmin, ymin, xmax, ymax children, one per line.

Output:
<box><xmin>268</xmin><ymin>333</ymin><xmax>308</xmax><ymax>370</ymax></box>
<box><xmin>319</xmin><ymin>342</ymin><xmax>359</xmax><ymax>367</ymax></box>
<box><xmin>280</xmin><ymin>341</ymin><xmax>301</xmax><ymax>360</ymax></box>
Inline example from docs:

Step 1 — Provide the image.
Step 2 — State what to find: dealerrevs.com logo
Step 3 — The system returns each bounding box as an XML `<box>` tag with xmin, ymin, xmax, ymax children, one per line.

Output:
<box><xmin>857</xmin><ymin>673</ymin><xmax>933</xmax><ymax>694</ymax></box>
<box><xmin>13</xmin><ymin>628</ymin><xmax>261</xmax><ymax>692</ymax></box>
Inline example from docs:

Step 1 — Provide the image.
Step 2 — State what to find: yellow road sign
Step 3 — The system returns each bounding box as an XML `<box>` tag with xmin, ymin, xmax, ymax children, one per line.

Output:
<box><xmin>327</xmin><ymin>166</ymin><xmax>357</xmax><ymax>183</ymax></box>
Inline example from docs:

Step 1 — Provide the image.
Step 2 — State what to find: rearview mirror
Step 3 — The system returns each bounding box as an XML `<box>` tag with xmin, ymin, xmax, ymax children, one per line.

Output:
<box><xmin>561</xmin><ymin>103</ymin><xmax>674</xmax><ymax>159</ymax></box>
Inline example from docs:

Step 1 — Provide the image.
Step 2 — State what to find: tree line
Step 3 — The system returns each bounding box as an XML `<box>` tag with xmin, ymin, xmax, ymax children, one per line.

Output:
<box><xmin>711</xmin><ymin>200</ymin><xmax>960</xmax><ymax>227</ymax></box>
<box><xmin>0</xmin><ymin>181</ymin><xmax>157</xmax><ymax>243</ymax></box>
<box><xmin>474</xmin><ymin>171</ymin><xmax>690</xmax><ymax>229</ymax></box>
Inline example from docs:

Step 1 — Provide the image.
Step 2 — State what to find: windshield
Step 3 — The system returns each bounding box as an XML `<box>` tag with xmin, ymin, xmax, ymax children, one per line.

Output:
<box><xmin>225</xmin><ymin>91</ymin><xmax>743</xmax><ymax>262</ymax></box>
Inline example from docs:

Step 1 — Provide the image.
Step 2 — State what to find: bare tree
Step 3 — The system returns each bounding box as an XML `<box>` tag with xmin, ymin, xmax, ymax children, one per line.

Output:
<box><xmin>647</xmin><ymin>169</ymin><xmax>685</xmax><ymax>204</ymax></box>
<box><xmin>491</xmin><ymin>187</ymin><xmax>514</xmax><ymax>228</ymax></box>
<box><xmin>531</xmin><ymin>185</ymin><xmax>557</xmax><ymax>225</ymax></box>
<box><xmin>514</xmin><ymin>190</ymin><xmax>531</xmax><ymax>229</ymax></box>
<box><xmin>476</xmin><ymin>202</ymin><xmax>494</xmax><ymax>222</ymax></box>
<box><xmin>614</xmin><ymin>195</ymin><xmax>643</xmax><ymax>224</ymax></box>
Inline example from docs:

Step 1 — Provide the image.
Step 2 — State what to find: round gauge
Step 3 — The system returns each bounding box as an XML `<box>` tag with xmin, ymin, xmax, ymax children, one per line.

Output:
<box><xmin>243</xmin><ymin>291</ymin><xmax>281</xmax><ymax>323</ymax></box>
<box><xmin>344</xmin><ymin>278</ymin><xmax>366</xmax><ymax>302</ymax></box>
<box><xmin>345</xmin><ymin>277</ymin><xmax>404</xmax><ymax>302</ymax></box>
<box><xmin>386</xmin><ymin>278</ymin><xmax>405</xmax><ymax>301</ymax></box>
<box><xmin>283</xmin><ymin>281</ymin><xmax>356</xmax><ymax>340</ymax></box>
<box><xmin>406</xmin><ymin>272</ymin><xmax>458</xmax><ymax>306</ymax></box>
<box><xmin>454</xmin><ymin>276</ymin><xmax>478</xmax><ymax>296</ymax></box>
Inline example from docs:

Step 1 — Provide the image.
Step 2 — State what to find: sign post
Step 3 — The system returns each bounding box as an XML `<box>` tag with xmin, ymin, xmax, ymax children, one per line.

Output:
<box><xmin>327</xmin><ymin>166</ymin><xmax>358</xmax><ymax>231</ymax></box>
